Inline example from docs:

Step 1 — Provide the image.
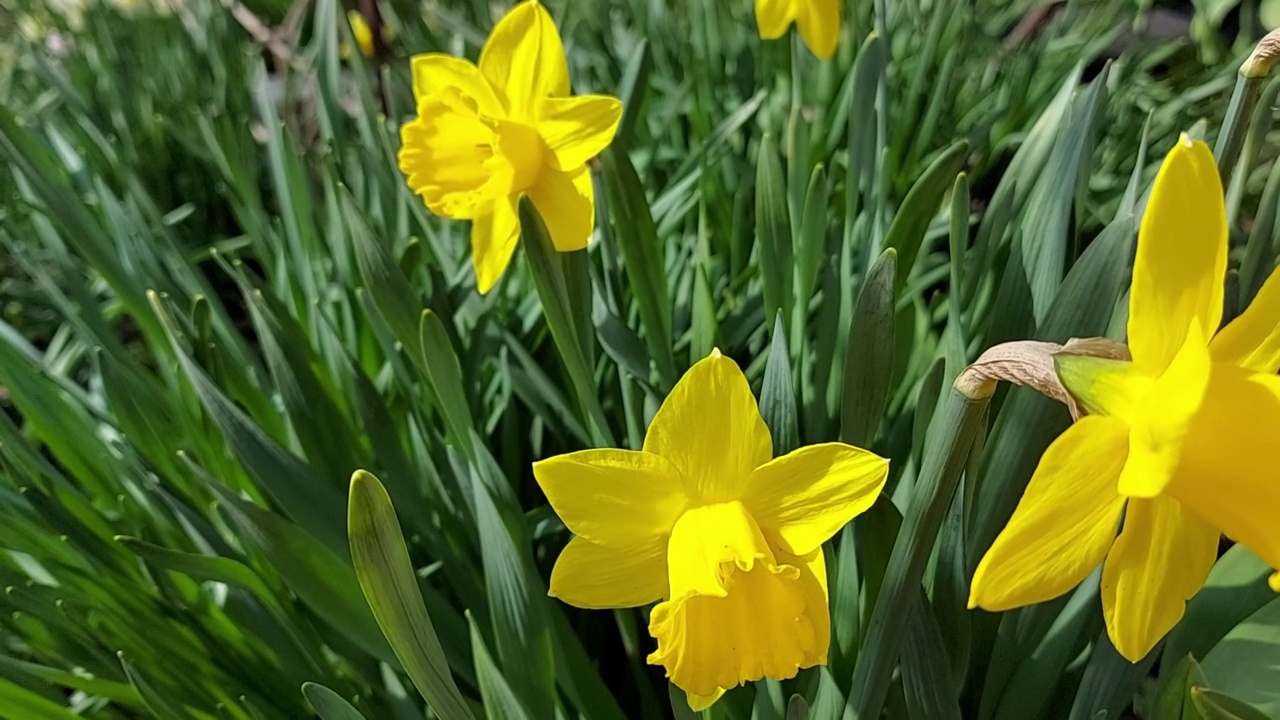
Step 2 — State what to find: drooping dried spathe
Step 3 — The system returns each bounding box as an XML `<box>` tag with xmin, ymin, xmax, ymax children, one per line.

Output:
<box><xmin>534</xmin><ymin>350</ymin><xmax>889</xmax><ymax>709</ymax></box>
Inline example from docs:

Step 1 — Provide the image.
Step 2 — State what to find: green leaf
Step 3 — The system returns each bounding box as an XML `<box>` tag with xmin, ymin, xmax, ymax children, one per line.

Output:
<box><xmin>599</xmin><ymin>148</ymin><xmax>677</xmax><ymax>390</ymax></box>
<box><xmin>471</xmin><ymin>462</ymin><xmax>556</xmax><ymax>718</ymax></box>
<box><xmin>1019</xmin><ymin>68</ymin><xmax>1108</xmax><ymax>322</ymax></box>
<box><xmin>980</xmin><ymin>576</ymin><xmax>1101</xmax><ymax>720</ymax></box>
<box><xmin>1200</xmin><ymin>596</ymin><xmax>1280</xmax><ymax>717</ymax></box>
<box><xmin>753</xmin><ymin>679</ymin><xmax>785</xmax><ymax>720</ymax></box>
<box><xmin>1164</xmin><ymin>545</ymin><xmax>1278</xmax><ymax>673</ymax></box>
<box><xmin>0</xmin><ymin>676</ymin><xmax>84</xmax><ymax>720</ymax></box>
<box><xmin>1066</xmin><ymin>631</ymin><xmax>1157</xmax><ymax>720</ymax></box>
<box><xmin>761</xmin><ymin>313</ymin><xmax>799</xmax><ymax>456</ymax></box>
<box><xmin>792</xmin><ymin>164</ymin><xmax>828</xmax><ymax>344</ymax></box>
<box><xmin>1151</xmin><ymin>654</ymin><xmax>1210</xmax><ymax>720</ymax></box>
<box><xmin>116</xmin><ymin>536</ymin><xmax>277</xmax><ymax>608</ymax></box>
<box><xmin>348</xmin><ymin>470</ymin><xmax>474</xmax><ymax>719</ymax></box>
<box><xmin>120</xmin><ymin>652</ymin><xmax>188</xmax><ymax>720</ymax></box>
<box><xmin>849</xmin><ymin>382</ymin><xmax>992</xmax><ymax>719</ymax></box>
<box><xmin>841</xmin><ymin>248</ymin><xmax>897</xmax><ymax>447</ymax></box>
<box><xmin>613</xmin><ymin>39</ymin><xmax>651</xmax><ymax>151</ymax></box>
<box><xmin>884</xmin><ymin>140</ymin><xmax>968</xmax><ymax>291</ymax></box>
<box><xmin>519</xmin><ymin>197</ymin><xmax>615</xmax><ymax>446</ymax></box>
<box><xmin>756</xmin><ymin>133</ymin><xmax>793</xmax><ymax>336</ymax></box>
<box><xmin>900</xmin><ymin>594</ymin><xmax>962</xmax><ymax>720</ymax></box>
<box><xmin>0</xmin><ymin>655</ymin><xmax>140</xmax><ymax>707</ymax></box>
<box><xmin>1191</xmin><ymin>687</ymin><xmax>1271</xmax><ymax>720</ymax></box>
<box><xmin>239</xmin><ymin>279</ymin><xmax>362</xmax><ymax>480</ymax></box>
<box><xmin>150</xmin><ymin>293</ymin><xmax>346</xmax><ymax>554</ymax></box>
<box><xmin>302</xmin><ymin>683</ymin><xmax>368</xmax><ymax>720</ymax></box>
<box><xmin>200</xmin><ymin>478</ymin><xmax>396</xmax><ymax>668</ymax></box>
<box><xmin>469</xmin><ymin>613</ymin><xmax>533</xmax><ymax>720</ymax></box>
<box><xmin>419</xmin><ymin>309</ymin><xmax>478</xmax><ymax>457</ymax></box>
<box><xmin>786</xmin><ymin>694</ymin><xmax>810</xmax><ymax>720</ymax></box>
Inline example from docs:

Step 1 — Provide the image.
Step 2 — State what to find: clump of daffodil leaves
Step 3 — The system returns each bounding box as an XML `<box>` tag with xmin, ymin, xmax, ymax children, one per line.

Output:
<box><xmin>970</xmin><ymin>135</ymin><xmax>1280</xmax><ymax>662</ymax></box>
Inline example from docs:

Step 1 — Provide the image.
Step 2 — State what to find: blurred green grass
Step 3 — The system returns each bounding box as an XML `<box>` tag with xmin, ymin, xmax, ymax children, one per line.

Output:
<box><xmin>1</xmin><ymin>0</ymin><xmax>1280</xmax><ymax>718</ymax></box>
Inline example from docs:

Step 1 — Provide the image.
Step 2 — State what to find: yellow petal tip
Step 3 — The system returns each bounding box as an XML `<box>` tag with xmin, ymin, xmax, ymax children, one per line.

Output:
<box><xmin>1269</xmin><ymin>571</ymin><xmax>1280</xmax><ymax>593</ymax></box>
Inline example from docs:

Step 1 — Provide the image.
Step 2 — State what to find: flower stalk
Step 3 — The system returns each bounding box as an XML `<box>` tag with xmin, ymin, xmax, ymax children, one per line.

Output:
<box><xmin>848</xmin><ymin>369</ymin><xmax>994</xmax><ymax>719</ymax></box>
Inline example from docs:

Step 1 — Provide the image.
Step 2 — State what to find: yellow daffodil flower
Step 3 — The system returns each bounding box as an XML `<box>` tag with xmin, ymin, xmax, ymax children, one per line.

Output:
<box><xmin>398</xmin><ymin>0</ymin><xmax>622</xmax><ymax>294</ymax></box>
<box><xmin>346</xmin><ymin>10</ymin><xmax>376</xmax><ymax>58</ymax></box>
<box><xmin>534</xmin><ymin>350</ymin><xmax>888</xmax><ymax>709</ymax></box>
<box><xmin>342</xmin><ymin>10</ymin><xmax>396</xmax><ymax>59</ymax></box>
<box><xmin>755</xmin><ymin>0</ymin><xmax>839</xmax><ymax>59</ymax></box>
<box><xmin>969</xmin><ymin>134</ymin><xmax>1280</xmax><ymax>662</ymax></box>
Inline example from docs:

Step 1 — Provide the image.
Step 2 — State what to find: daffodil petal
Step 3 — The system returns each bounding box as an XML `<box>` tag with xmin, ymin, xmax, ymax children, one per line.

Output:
<box><xmin>409</xmin><ymin>54</ymin><xmax>505</xmax><ymax>114</ymax></box>
<box><xmin>548</xmin><ymin>536</ymin><xmax>667</xmax><ymax>609</ymax></box>
<box><xmin>686</xmin><ymin>689</ymin><xmax>726</xmax><ymax>712</ymax></box>
<box><xmin>643</xmin><ymin>352</ymin><xmax>773</xmax><ymax>504</ymax></box>
<box><xmin>1211</xmin><ymin>264</ymin><xmax>1280</xmax><ymax>373</ymax></box>
<box><xmin>532</xmin><ymin>449</ymin><xmax>687</xmax><ymax>547</ymax></box>
<box><xmin>528</xmin><ymin>165</ymin><xmax>594</xmax><ymax>252</ymax></box>
<box><xmin>536</xmin><ymin>95</ymin><xmax>622</xmax><ymax>171</ymax></box>
<box><xmin>742</xmin><ymin>443</ymin><xmax>888</xmax><ymax>556</ymax></box>
<box><xmin>471</xmin><ymin>196</ymin><xmax>520</xmax><ymax>294</ymax></box>
<box><xmin>1101</xmin><ymin>496</ymin><xmax>1218</xmax><ymax>662</ymax></box>
<box><xmin>755</xmin><ymin>0</ymin><xmax>795</xmax><ymax>40</ymax></box>
<box><xmin>968</xmin><ymin>415</ymin><xmax>1128</xmax><ymax>612</ymax></box>
<box><xmin>1054</xmin><ymin>354</ymin><xmax>1151</xmax><ymax>424</ymax></box>
<box><xmin>1165</xmin><ymin>364</ymin><xmax>1280</xmax><ymax>583</ymax></box>
<box><xmin>478</xmin><ymin>0</ymin><xmax>569</xmax><ymax>121</ymax></box>
<box><xmin>1128</xmin><ymin>134</ymin><xmax>1226</xmax><ymax>376</ymax></box>
<box><xmin>795</xmin><ymin>0</ymin><xmax>839</xmax><ymax>59</ymax></box>
<box><xmin>1117</xmin><ymin>322</ymin><xmax>1210</xmax><ymax>498</ymax></box>
<box><xmin>648</xmin><ymin>503</ymin><xmax>823</xmax><ymax>697</ymax></box>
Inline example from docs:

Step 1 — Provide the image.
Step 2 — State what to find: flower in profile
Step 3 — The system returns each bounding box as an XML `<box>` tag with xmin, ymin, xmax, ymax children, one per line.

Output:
<box><xmin>969</xmin><ymin>134</ymin><xmax>1280</xmax><ymax>662</ymax></box>
<box><xmin>534</xmin><ymin>350</ymin><xmax>888</xmax><ymax>709</ymax></box>
<box><xmin>755</xmin><ymin>0</ymin><xmax>839</xmax><ymax>59</ymax></box>
<box><xmin>398</xmin><ymin>0</ymin><xmax>622</xmax><ymax>293</ymax></box>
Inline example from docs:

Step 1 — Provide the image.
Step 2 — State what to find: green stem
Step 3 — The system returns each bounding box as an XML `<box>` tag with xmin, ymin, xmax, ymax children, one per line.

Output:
<box><xmin>518</xmin><ymin>198</ymin><xmax>616</xmax><ymax>448</ymax></box>
<box><xmin>848</xmin><ymin>374</ymin><xmax>994</xmax><ymax>719</ymax></box>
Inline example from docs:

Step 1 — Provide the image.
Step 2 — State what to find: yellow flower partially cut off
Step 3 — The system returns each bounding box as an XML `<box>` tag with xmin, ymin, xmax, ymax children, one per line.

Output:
<box><xmin>970</xmin><ymin>134</ymin><xmax>1280</xmax><ymax>662</ymax></box>
<box><xmin>343</xmin><ymin>10</ymin><xmax>382</xmax><ymax>59</ymax></box>
<box><xmin>398</xmin><ymin>0</ymin><xmax>622</xmax><ymax>293</ymax></box>
<box><xmin>755</xmin><ymin>0</ymin><xmax>839</xmax><ymax>59</ymax></box>
<box><xmin>534</xmin><ymin>350</ymin><xmax>889</xmax><ymax>708</ymax></box>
